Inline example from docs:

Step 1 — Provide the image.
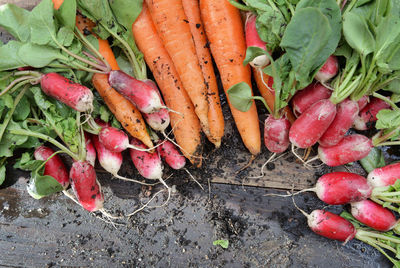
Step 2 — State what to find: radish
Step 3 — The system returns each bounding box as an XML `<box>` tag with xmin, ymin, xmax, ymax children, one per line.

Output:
<box><xmin>95</xmin><ymin>118</ymin><xmax>111</xmax><ymax>128</ymax></box>
<box><xmin>264</xmin><ymin>115</ymin><xmax>291</xmax><ymax>153</ymax></box>
<box><xmin>353</xmin><ymin>97</ymin><xmax>391</xmax><ymax>130</ymax></box>
<box><xmin>129</xmin><ymin>138</ymin><xmax>163</xmax><ymax>180</ymax></box>
<box><xmin>157</xmin><ymin>140</ymin><xmax>186</xmax><ymax>170</ymax></box>
<box><xmin>289</xmin><ymin>99</ymin><xmax>337</xmax><ymax>148</ymax></box>
<box><xmin>351</xmin><ymin>200</ymin><xmax>399</xmax><ymax>232</ymax></box>
<box><xmin>98</xmin><ymin>126</ymin><xmax>155</xmax><ymax>153</ymax></box>
<box><xmin>142</xmin><ymin>79</ymin><xmax>170</xmax><ymax>131</ymax></box>
<box><xmin>291</xmin><ymin>83</ymin><xmax>332</xmax><ymax>117</ymax></box>
<box><xmin>307</xmin><ymin>210</ymin><xmax>356</xmax><ymax>242</ymax></box>
<box><xmin>34</xmin><ymin>146</ymin><xmax>69</xmax><ymax>189</ymax></box>
<box><xmin>108</xmin><ymin>70</ymin><xmax>162</xmax><ymax>113</ymax></box>
<box><xmin>298</xmin><ymin>208</ymin><xmax>400</xmax><ymax>266</ymax></box>
<box><xmin>367</xmin><ymin>162</ymin><xmax>400</xmax><ymax>188</ymax></box>
<box><xmin>356</xmin><ymin>95</ymin><xmax>369</xmax><ymax>111</ymax></box>
<box><xmin>69</xmin><ymin>161</ymin><xmax>104</xmax><ymax>212</ymax></box>
<box><xmin>245</xmin><ymin>13</ymin><xmax>270</xmax><ymax>68</ymax></box>
<box><xmin>318</xmin><ymin>134</ymin><xmax>373</xmax><ymax>166</ymax></box>
<box><xmin>40</xmin><ymin>73</ymin><xmax>94</xmax><ymax>112</ymax></box>
<box><xmin>84</xmin><ymin>133</ymin><xmax>96</xmax><ymax>166</ymax></box>
<box><xmin>314</xmin><ymin>55</ymin><xmax>339</xmax><ymax>83</ymax></box>
<box><xmin>318</xmin><ymin>99</ymin><xmax>359</xmax><ymax>147</ymax></box>
<box><xmin>92</xmin><ymin>135</ymin><xmax>123</xmax><ymax>176</ymax></box>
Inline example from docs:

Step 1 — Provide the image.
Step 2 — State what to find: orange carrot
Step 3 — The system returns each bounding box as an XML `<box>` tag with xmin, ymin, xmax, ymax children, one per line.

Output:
<box><xmin>92</xmin><ymin>74</ymin><xmax>154</xmax><ymax>149</ymax></box>
<box><xmin>200</xmin><ymin>0</ymin><xmax>261</xmax><ymax>155</ymax></box>
<box><xmin>52</xmin><ymin>0</ymin><xmax>64</xmax><ymax>10</ymax></box>
<box><xmin>132</xmin><ymin>4</ymin><xmax>202</xmax><ymax>167</ymax></box>
<box><xmin>145</xmin><ymin>0</ymin><xmax>210</xmax><ymax>137</ymax></box>
<box><xmin>182</xmin><ymin>0</ymin><xmax>224</xmax><ymax>148</ymax></box>
<box><xmin>253</xmin><ymin>68</ymin><xmax>296</xmax><ymax>123</ymax></box>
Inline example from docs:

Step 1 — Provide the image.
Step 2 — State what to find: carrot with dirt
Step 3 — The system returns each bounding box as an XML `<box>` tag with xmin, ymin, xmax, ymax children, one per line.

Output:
<box><xmin>145</xmin><ymin>0</ymin><xmax>210</xmax><ymax>137</ymax></box>
<box><xmin>181</xmin><ymin>0</ymin><xmax>225</xmax><ymax>147</ymax></box>
<box><xmin>132</xmin><ymin>4</ymin><xmax>202</xmax><ymax>167</ymax></box>
<box><xmin>200</xmin><ymin>0</ymin><xmax>261</xmax><ymax>155</ymax></box>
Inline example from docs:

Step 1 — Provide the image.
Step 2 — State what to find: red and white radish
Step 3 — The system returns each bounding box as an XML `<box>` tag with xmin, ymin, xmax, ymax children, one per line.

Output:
<box><xmin>40</xmin><ymin>73</ymin><xmax>94</xmax><ymax>112</ymax></box>
<box><xmin>92</xmin><ymin>135</ymin><xmax>122</xmax><ymax>176</ymax></box>
<box><xmin>314</xmin><ymin>55</ymin><xmax>339</xmax><ymax>83</ymax></box>
<box><xmin>129</xmin><ymin>138</ymin><xmax>163</xmax><ymax>180</ymax></box>
<box><xmin>69</xmin><ymin>161</ymin><xmax>104</xmax><ymax>212</ymax></box>
<box><xmin>353</xmin><ymin>97</ymin><xmax>391</xmax><ymax>130</ymax></box>
<box><xmin>245</xmin><ymin>13</ymin><xmax>270</xmax><ymax>68</ymax></box>
<box><xmin>142</xmin><ymin>79</ymin><xmax>170</xmax><ymax>131</ymax></box>
<box><xmin>314</xmin><ymin>172</ymin><xmax>372</xmax><ymax>205</ymax></box>
<box><xmin>84</xmin><ymin>133</ymin><xmax>96</xmax><ymax>166</ymax></box>
<box><xmin>307</xmin><ymin>210</ymin><xmax>356</xmax><ymax>242</ymax></box>
<box><xmin>108</xmin><ymin>70</ymin><xmax>162</xmax><ymax>113</ymax></box>
<box><xmin>291</xmin><ymin>83</ymin><xmax>332</xmax><ymax>117</ymax></box>
<box><xmin>367</xmin><ymin>162</ymin><xmax>400</xmax><ymax>188</ymax></box>
<box><xmin>351</xmin><ymin>199</ymin><xmax>398</xmax><ymax>232</ymax></box>
<box><xmin>157</xmin><ymin>140</ymin><xmax>186</xmax><ymax>170</ymax></box>
<box><xmin>289</xmin><ymin>99</ymin><xmax>337</xmax><ymax>148</ymax></box>
<box><xmin>318</xmin><ymin>99</ymin><xmax>359</xmax><ymax>147</ymax></box>
<box><xmin>356</xmin><ymin>95</ymin><xmax>369</xmax><ymax>111</ymax></box>
<box><xmin>264</xmin><ymin>115</ymin><xmax>291</xmax><ymax>153</ymax></box>
<box><xmin>34</xmin><ymin>146</ymin><xmax>69</xmax><ymax>189</ymax></box>
<box><xmin>318</xmin><ymin>134</ymin><xmax>373</xmax><ymax>167</ymax></box>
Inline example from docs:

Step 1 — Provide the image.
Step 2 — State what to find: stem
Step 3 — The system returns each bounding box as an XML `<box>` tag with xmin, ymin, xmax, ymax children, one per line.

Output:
<box><xmin>227</xmin><ymin>0</ymin><xmax>254</xmax><ymax>11</ymax></box>
<box><xmin>376</xmin><ymin>141</ymin><xmax>400</xmax><ymax>147</ymax></box>
<box><xmin>8</xmin><ymin>129</ymin><xmax>78</xmax><ymax>160</ymax></box>
<box><xmin>376</xmin><ymin>196</ymin><xmax>400</xmax><ymax>203</ymax></box>
<box><xmin>357</xmin><ymin>229</ymin><xmax>400</xmax><ymax>244</ymax></box>
<box><xmin>372</xmin><ymin>128</ymin><xmax>400</xmax><ymax>146</ymax></box>
<box><xmin>373</xmin><ymin>92</ymin><xmax>399</xmax><ymax>111</ymax></box>
<box><xmin>100</xmin><ymin>22</ymin><xmax>144</xmax><ymax>79</ymax></box>
<box><xmin>61</xmin><ymin>60</ymin><xmax>107</xmax><ymax>74</ymax></box>
<box><xmin>0</xmin><ymin>85</ymin><xmax>29</xmax><ymax>141</ymax></box>
<box><xmin>0</xmin><ymin>76</ymin><xmax>39</xmax><ymax>97</ymax></box>
<box><xmin>370</xmin><ymin>197</ymin><xmax>399</xmax><ymax>212</ymax></box>
<box><xmin>252</xmin><ymin>96</ymin><xmax>272</xmax><ymax>114</ymax></box>
<box><xmin>74</xmin><ymin>27</ymin><xmax>111</xmax><ymax>72</ymax></box>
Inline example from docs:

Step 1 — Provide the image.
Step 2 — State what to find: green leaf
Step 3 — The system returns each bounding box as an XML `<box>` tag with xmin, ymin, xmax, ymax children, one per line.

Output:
<box><xmin>280</xmin><ymin>8</ymin><xmax>331</xmax><ymax>83</ymax></box>
<box><xmin>57</xmin><ymin>27</ymin><xmax>75</xmax><ymax>47</ymax></box>
<box><xmin>27</xmin><ymin>166</ymin><xmax>63</xmax><ymax>199</ymax></box>
<box><xmin>243</xmin><ymin>46</ymin><xmax>268</xmax><ymax>66</ymax></box>
<box><xmin>116</xmin><ymin>54</ymin><xmax>134</xmax><ymax>77</ymax></box>
<box><xmin>0</xmin><ymin>120</ymin><xmax>28</xmax><ymax>157</ymax></box>
<box><xmin>29</xmin><ymin>0</ymin><xmax>57</xmax><ymax>47</ymax></box>
<box><xmin>384</xmin><ymin>78</ymin><xmax>400</xmax><ymax>94</ymax></box>
<box><xmin>12</xmin><ymin>95</ymin><xmax>30</xmax><ymax>122</ymax></box>
<box><xmin>0</xmin><ymin>4</ymin><xmax>31</xmax><ymax>42</ymax></box>
<box><xmin>343</xmin><ymin>11</ymin><xmax>375</xmax><ymax>56</ymax></box>
<box><xmin>109</xmin><ymin>0</ymin><xmax>143</xmax><ymax>31</ymax></box>
<box><xmin>18</xmin><ymin>43</ymin><xmax>64</xmax><ymax>68</ymax></box>
<box><xmin>0</xmin><ymin>93</ymin><xmax>14</xmax><ymax>109</ymax></box>
<box><xmin>227</xmin><ymin>82</ymin><xmax>254</xmax><ymax>112</ymax></box>
<box><xmin>376</xmin><ymin>109</ymin><xmax>400</xmax><ymax>129</ymax></box>
<box><xmin>296</xmin><ymin>0</ymin><xmax>342</xmax><ymax>71</ymax></box>
<box><xmin>0</xmin><ymin>164</ymin><xmax>5</xmax><ymax>186</ymax></box>
<box><xmin>99</xmin><ymin>105</ymin><xmax>111</xmax><ymax>123</ymax></box>
<box><xmin>359</xmin><ymin>147</ymin><xmax>386</xmax><ymax>173</ymax></box>
<box><xmin>13</xmin><ymin>152</ymin><xmax>43</xmax><ymax>171</ymax></box>
<box><xmin>255</xmin><ymin>6</ymin><xmax>286</xmax><ymax>51</ymax></box>
<box><xmin>55</xmin><ymin>0</ymin><xmax>76</xmax><ymax>30</ymax></box>
<box><xmin>213</xmin><ymin>239</ymin><xmax>229</xmax><ymax>249</ymax></box>
<box><xmin>0</xmin><ymin>40</ymin><xmax>26</xmax><ymax>71</ymax></box>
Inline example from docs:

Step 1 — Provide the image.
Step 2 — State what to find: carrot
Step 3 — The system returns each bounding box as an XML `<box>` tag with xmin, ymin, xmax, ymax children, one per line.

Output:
<box><xmin>145</xmin><ymin>0</ymin><xmax>210</xmax><ymax>137</ymax></box>
<box><xmin>132</xmin><ymin>4</ymin><xmax>202</xmax><ymax>167</ymax></box>
<box><xmin>253</xmin><ymin>69</ymin><xmax>296</xmax><ymax>123</ymax></box>
<box><xmin>181</xmin><ymin>0</ymin><xmax>224</xmax><ymax>147</ymax></box>
<box><xmin>51</xmin><ymin>0</ymin><xmax>64</xmax><ymax>10</ymax></box>
<box><xmin>200</xmin><ymin>0</ymin><xmax>261</xmax><ymax>155</ymax></box>
<box><xmin>92</xmin><ymin>73</ymin><xmax>154</xmax><ymax>149</ymax></box>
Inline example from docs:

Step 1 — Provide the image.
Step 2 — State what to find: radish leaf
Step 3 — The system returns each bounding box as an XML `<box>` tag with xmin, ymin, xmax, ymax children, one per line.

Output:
<box><xmin>227</xmin><ymin>82</ymin><xmax>254</xmax><ymax>112</ymax></box>
<box><xmin>0</xmin><ymin>4</ymin><xmax>31</xmax><ymax>42</ymax></box>
<box><xmin>29</xmin><ymin>0</ymin><xmax>57</xmax><ymax>47</ymax></box>
<box><xmin>27</xmin><ymin>166</ymin><xmax>63</xmax><ymax>199</ymax></box>
<box><xmin>17</xmin><ymin>43</ymin><xmax>65</xmax><ymax>68</ymax></box>
<box><xmin>109</xmin><ymin>0</ymin><xmax>143</xmax><ymax>32</ymax></box>
<box><xmin>0</xmin><ymin>41</ymin><xmax>26</xmax><ymax>71</ymax></box>
<box><xmin>343</xmin><ymin>12</ymin><xmax>375</xmax><ymax>56</ymax></box>
<box><xmin>54</xmin><ymin>0</ymin><xmax>76</xmax><ymax>30</ymax></box>
<box><xmin>213</xmin><ymin>239</ymin><xmax>229</xmax><ymax>249</ymax></box>
<box><xmin>359</xmin><ymin>147</ymin><xmax>385</xmax><ymax>173</ymax></box>
<box><xmin>243</xmin><ymin>46</ymin><xmax>268</xmax><ymax>66</ymax></box>
<box><xmin>376</xmin><ymin>109</ymin><xmax>400</xmax><ymax>129</ymax></box>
